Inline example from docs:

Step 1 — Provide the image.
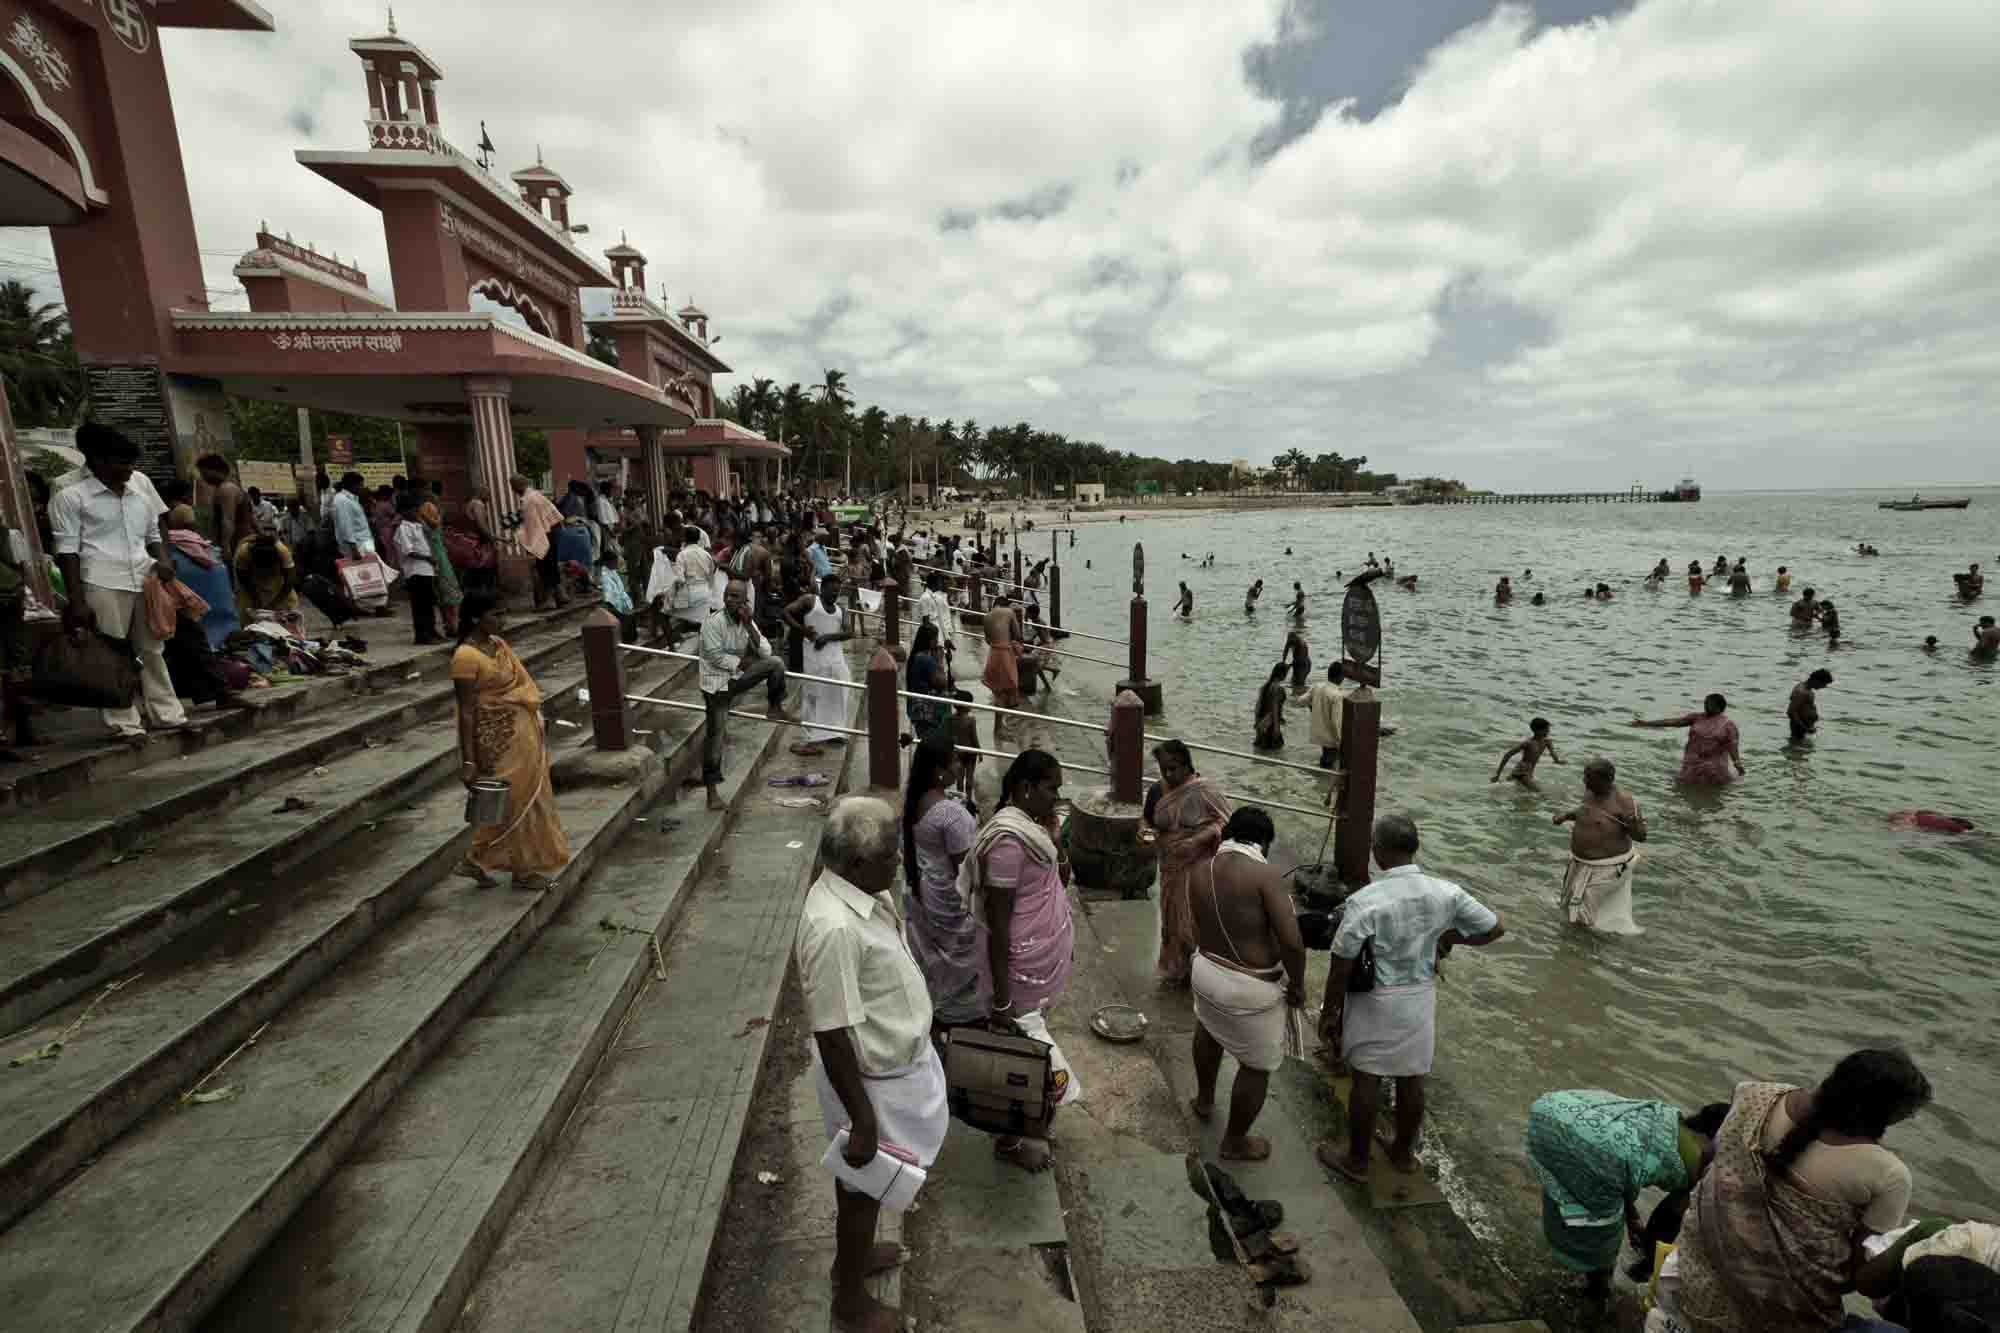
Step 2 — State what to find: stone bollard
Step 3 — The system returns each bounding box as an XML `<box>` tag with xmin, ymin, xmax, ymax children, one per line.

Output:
<box><xmin>1115</xmin><ymin>594</ymin><xmax>1165</xmax><ymax>715</ymax></box>
<box><xmin>1110</xmin><ymin>689</ymin><xmax>1143</xmax><ymax>803</ymax></box>
<box><xmin>1334</xmin><ymin>691</ymin><xmax>1382</xmax><ymax>891</ymax></box>
<box><xmin>866</xmin><ymin>646</ymin><xmax>902</xmax><ymax>791</ymax></box>
<box><xmin>581</xmin><ymin>607</ymin><xmax>631</xmax><ymax>751</ymax></box>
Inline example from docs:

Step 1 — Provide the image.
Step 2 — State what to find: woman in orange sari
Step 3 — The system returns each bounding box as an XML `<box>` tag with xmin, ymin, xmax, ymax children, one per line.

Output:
<box><xmin>1142</xmin><ymin>739</ymin><xmax>1231</xmax><ymax>986</ymax></box>
<box><xmin>451</xmin><ymin>591</ymin><xmax>570</xmax><ymax>890</ymax></box>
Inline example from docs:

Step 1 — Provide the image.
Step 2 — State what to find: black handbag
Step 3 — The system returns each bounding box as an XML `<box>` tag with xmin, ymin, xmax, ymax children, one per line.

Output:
<box><xmin>1346</xmin><ymin>937</ymin><xmax>1377</xmax><ymax>994</ymax></box>
<box><xmin>29</xmin><ymin>628</ymin><xmax>139</xmax><ymax>710</ymax></box>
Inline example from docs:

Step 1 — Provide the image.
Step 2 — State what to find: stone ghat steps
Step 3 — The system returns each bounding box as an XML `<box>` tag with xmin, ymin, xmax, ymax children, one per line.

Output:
<box><xmin>0</xmin><ymin>646</ymin><xmax>694</xmax><ymax>1238</ymax></box>
<box><xmin>0</xmin><ymin>606</ymin><xmax>593</xmax><ymax>906</ymax></box>
<box><xmin>0</xmin><ymin>657</ymin><xmax>722</xmax><ymax>1332</ymax></box>
<box><xmin>200</xmin><ymin>692</ymin><xmax>852</xmax><ymax>1333</ymax></box>
<box><xmin>0</xmin><ymin>619</ymin><xmax>641</xmax><ymax>1041</ymax></box>
<box><xmin>0</xmin><ymin>603</ymin><xmax>596</xmax><ymax>814</ymax></box>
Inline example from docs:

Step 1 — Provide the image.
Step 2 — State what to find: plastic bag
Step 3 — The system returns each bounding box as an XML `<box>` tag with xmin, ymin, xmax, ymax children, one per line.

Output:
<box><xmin>29</xmin><ymin>628</ymin><xmax>139</xmax><ymax>709</ymax></box>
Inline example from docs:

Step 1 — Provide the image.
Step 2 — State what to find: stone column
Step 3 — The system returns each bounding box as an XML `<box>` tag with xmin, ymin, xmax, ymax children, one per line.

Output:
<box><xmin>464</xmin><ymin>376</ymin><xmax>517</xmax><ymax>496</ymax></box>
<box><xmin>0</xmin><ymin>385</ymin><xmax>51</xmax><ymax>606</ymax></box>
<box><xmin>635</xmin><ymin>425</ymin><xmax>669</xmax><ymax>533</ymax></box>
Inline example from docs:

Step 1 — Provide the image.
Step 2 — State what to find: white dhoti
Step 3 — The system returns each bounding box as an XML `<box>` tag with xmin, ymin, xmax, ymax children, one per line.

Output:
<box><xmin>1561</xmin><ymin>848</ymin><xmax>1642</xmax><ymax>935</ymax></box>
<box><xmin>811</xmin><ymin>1043</ymin><xmax>951</xmax><ymax>1171</ymax></box>
<box><xmin>1191</xmin><ymin>952</ymin><xmax>1288</xmax><ymax>1073</ymax></box>
<box><xmin>1341</xmin><ymin>981</ymin><xmax>1437</xmax><ymax>1077</ymax></box>
<box><xmin>800</xmin><ymin>600</ymin><xmax>850</xmax><ymax>743</ymax></box>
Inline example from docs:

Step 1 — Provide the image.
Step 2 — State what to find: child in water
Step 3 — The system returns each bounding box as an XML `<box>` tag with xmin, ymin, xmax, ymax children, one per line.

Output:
<box><xmin>1493</xmin><ymin>717</ymin><xmax>1563</xmax><ymax>789</ymax></box>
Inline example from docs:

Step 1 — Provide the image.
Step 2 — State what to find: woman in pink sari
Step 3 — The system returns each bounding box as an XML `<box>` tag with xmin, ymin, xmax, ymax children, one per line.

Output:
<box><xmin>1632</xmin><ymin>693</ymin><xmax>1745</xmax><ymax>785</ymax></box>
<box><xmin>969</xmin><ymin>748</ymin><xmax>1077</xmax><ymax>1173</ymax></box>
<box><xmin>1143</xmin><ymin>739</ymin><xmax>1232</xmax><ymax>985</ymax></box>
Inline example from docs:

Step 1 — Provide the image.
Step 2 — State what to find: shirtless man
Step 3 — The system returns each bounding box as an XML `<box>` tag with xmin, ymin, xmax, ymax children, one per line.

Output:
<box><xmin>1494</xmin><ymin>575</ymin><xmax>1514</xmax><ymax>605</ymax></box>
<box><xmin>982</xmin><ymin>598</ymin><xmax>1024</xmax><ymax>742</ymax></box>
<box><xmin>1788</xmin><ymin>668</ymin><xmax>1833</xmax><ymax>743</ymax></box>
<box><xmin>1552</xmin><ymin>759</ymin><xmax>1648</xmax><ymax>931</ymax></box>
<box><xmin>1492</xmin><ymin>717</ymin><xmax>1561</xmax><ymax>788</ymax></box>
<box><xmin>1287</xmin><ymin>582</ymin><xmax>1306</xmax><ymax>622</ymax></box>
<box><xmin>1790</xmin><ymin>587</ymin><xmax>1819</xmax><ymax>624</ymax></box>
<box><xmin>1176</xmin><ymin>581</ymin><xmax>1194</xmax><ymax>619</ymax></box>
<box><xmin>1647</xmin><ymin>558</ymin><xmax>1670</xmax><ymax>586</ymax></box>
<box><xmin>1974</xmin><ymin>616</ymin><xmax>2000</xmax><ymax>657</ymax></box>
<box><xmin>1188</xmin><ymin>806</ymin><xmax>1306</xmax><ymax>1163</ymax></box>
<box><xmin>1728</xmin><ymin>563</ymin><xmax>1751</xmax><ymax>596</ymax></box>
<box><xmin>1244</xmin><ymin>579</ymin><xmax>1263</xmax><ymax>614</ymax></box>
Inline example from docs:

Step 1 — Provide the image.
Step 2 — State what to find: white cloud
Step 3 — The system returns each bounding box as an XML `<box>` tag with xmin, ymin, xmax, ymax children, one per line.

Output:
<box><xmin>8</xmin><ymin>0</ymin><xmax>1996</xmax><ymax>487</ymax></box>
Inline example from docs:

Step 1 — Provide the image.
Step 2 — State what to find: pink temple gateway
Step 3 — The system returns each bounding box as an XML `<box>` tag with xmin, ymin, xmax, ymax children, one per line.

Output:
<box><xmin>0</xmin><ymin>7</ymin><xmax>785</xmax><ymax>601</ymax></box>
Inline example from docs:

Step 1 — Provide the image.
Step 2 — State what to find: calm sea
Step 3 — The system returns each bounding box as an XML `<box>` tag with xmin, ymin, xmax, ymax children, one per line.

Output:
<box><xmin>1045</xmin><ymin>488</ymin><xmax>2000</xmax><ymax>1233</ymax></box>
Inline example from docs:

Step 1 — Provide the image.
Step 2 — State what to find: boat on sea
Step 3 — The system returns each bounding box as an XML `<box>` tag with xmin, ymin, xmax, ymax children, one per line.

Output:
<box><xmin>1656</xmin><ymin>478</ymin><xmax>1702</xmax><ymax>503</ymax></box>
<box><xmin>1878</xmin><ymin>495</ymin><xmax>1971</xmax><ymax>511</ymax></box>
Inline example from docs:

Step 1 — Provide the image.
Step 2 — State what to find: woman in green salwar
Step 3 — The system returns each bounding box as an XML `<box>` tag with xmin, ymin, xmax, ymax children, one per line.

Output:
<box><xmin>418</xmin><ymin>494</ymin><xmax>463</xmax><ymax>635</ymax></box>
<box><xmin>1524</xmin><ymin>1090</ymin><xmax>1730</xmax><ymax>1298</ymax></box>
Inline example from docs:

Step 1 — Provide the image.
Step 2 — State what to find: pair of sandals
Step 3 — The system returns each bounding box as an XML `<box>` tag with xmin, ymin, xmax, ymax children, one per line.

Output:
<box><xmin>454</xmin><ymin>862</ymin><xmax>552</xmax><ymax>892</ymax></box>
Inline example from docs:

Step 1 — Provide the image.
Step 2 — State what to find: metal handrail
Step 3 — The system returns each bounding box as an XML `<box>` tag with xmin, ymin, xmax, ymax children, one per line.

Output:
<box><xmin>905</xmin><ymin>561</ymin><xmax>1130</xmax><ymax>648</ymax></box>
<box><xmin>1144</xmin><ymin>732</ymin><xmax>1332</xmax><ymax>780</ymax></box>
<box><xmin>1217</xmin><ymin>789</ymin><xmax>1335</xmax><ymax>821</ymax></box>
<box><xmin>624</xmin><ymin>692</ymin><xmax>868</xmax><ymax>739</ymax></box>
<box><xmin>894</xmin><ymin>687</ymin><xmax>1107</xmax><ymax>737</ymax></box>
<box><xmin>850</xmin><ymin>606</ymin><xmax>1126</xmax><ymax>669</ymax></box>
<box><xmin>621</xmin><ymin>642</ymin><xmax>863</xmax><ymax>693</ymax></box>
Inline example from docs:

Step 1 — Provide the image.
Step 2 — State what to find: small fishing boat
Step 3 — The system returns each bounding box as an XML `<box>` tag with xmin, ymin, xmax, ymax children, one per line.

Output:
<box><xmin>1878</xmin><ymin>495</ymin><xmax>1970</xmax><ymax>511</ymax></box>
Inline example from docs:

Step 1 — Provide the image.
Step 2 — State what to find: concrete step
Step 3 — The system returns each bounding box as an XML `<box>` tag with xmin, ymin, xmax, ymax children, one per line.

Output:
<box><xmin>0</xmin><ymin>609</ymin><xmax>596</xmax><ymax>909</ymax></box>
<box><xmin>0</xmin><ymin>654</ymin><xmax>691</xmax><ymax>1236</ymax></box>
<box><xmin>0</xmin><ymin>667</ymin><xmax>717</xmax><ymax>1332</ymax></box>
<box><xmin>0</xmin><ymin>632</ymin><xmax>661</xmax><ymax>1039</ymax></box>
<box><xmin>200</xmin><ymin>690</ymin><xmax>840</xmax><ymax>1333</ymax></box>
<box><xmin>0</xmin><ymin>602</ymin><xmax>596</xmax><ymax>812</ymax></box>
<box><xmin>449</xmin><ymin>702</ymin><xmax>864</xmax><ymax>1333</ymax></box>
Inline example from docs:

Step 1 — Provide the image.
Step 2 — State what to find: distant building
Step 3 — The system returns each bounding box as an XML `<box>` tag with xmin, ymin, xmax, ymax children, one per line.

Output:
<box><xmin>1074</xmin><ymin>482</ymin><xmax>1106</xmax><ymax>504</ymax></box>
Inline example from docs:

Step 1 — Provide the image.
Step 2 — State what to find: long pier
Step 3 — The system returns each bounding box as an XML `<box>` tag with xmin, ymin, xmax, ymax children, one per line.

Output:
<box><xmin>1431</xmin><ymin>490</ymin><xmax>1679</xmax><ymax>505</ymax></box>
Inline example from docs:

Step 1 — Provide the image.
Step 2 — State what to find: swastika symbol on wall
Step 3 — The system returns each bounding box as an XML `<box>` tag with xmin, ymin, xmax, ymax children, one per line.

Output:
<box><xmin>102</xmin><ymin>0</ymin><xmax>150</xmax><ymax>55</ymax></box>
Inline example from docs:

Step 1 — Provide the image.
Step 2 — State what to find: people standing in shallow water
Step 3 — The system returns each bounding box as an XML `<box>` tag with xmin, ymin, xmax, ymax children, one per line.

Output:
<box><xmin>1687</xmin><ymin>561</ymin><xmax>1705</xmax><ymax>594</ymax></box>
<box><xmin>1974</xmin><ymin>616</ymin><xmax>1999</xmax><ymax>657</ymax></box>
<box><xmin>1648</xmin><ymin>558</ymin><xmax>1671</xmax><ymax>586</ymax></box>
<box><xmin>1282</xmin><ymin>628</ymin><xmax>1312</xmax><ymax>694</ymax></box>
<box><xmin>1773</xmin><ymin>565</ymin><xmax>1792</xmax><ymax>594</ymax></box>
<box><xmin>1632</xmin><ymin>693</ymin><xmax>1745</xmax><ymax>785</ymax></box>
<box><xmin>1253</xmin><ymin>662</ymin><xmax>1288</xmax><ymax>750</ymax></box>
<box><xmin>1788</xmin><ymin>669</ymin><xmax>1834</xmax><ymax>744</ymax></box>
<box><xmin>1495</xmin><ymin>575</ymin><xmax>1514</xmax><ymax>604</ymax></box>
<box><xmin>1244</xmin><ymin>579</ymin><xmax>1263</xmax><ymax>614</ymax></box>
<box><xmin>1493</xmin><ymin>717</ymin><xmax>1561</xmax><ymax>789</ymax></box>
<box><xmin>1790</xmin><ymin>587</ymin><xmax>1819</xmax><ymax>624</ymax></box>
<box><xmin>1554</xmin><ymin>758</ymin><xmax>1647</xmax><ymax>933</ymax></box>
<box><xmin>1176</xmin><ymin>581</ymin><xmax>1193</xmax><ymax>619</ymax></box>
<box><xmin>1819</xmin><ymin>600</ymin><xmax>1841</xmax><ymax>642</ymax></box>
<box><xmin>1287</xmin><ymin>581</ymin><xmax>1305</xmax><ymax>622</ymax></box>
<box><xmin>1728</xmin><ymin>563</ymin><xmax>1751</xmax><ymax>596</ymax></box>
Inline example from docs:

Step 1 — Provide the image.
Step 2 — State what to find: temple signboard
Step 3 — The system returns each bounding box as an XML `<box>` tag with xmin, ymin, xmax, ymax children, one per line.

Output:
<box><xmin>83</xmin><ymin>363</ymin><xmax>176</xmax><ymax>487</ymax></box>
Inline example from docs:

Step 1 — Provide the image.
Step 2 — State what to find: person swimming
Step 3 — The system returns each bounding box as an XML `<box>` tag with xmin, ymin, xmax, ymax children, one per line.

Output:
<box><xmin>1493</xmin><ymin>717</ymin><xmax>1562</xmax><ymax>789</ymax></box>
<box><xmin>1686</xmin><ymin>561</ymin><xmax>1705</xmax><ymax>593</ymax></box>
<box><xmin>1594</xmin><ymin>583</ymin><xmax>1614</xmax><ymax>601</ymax></box>
<box><xmin>1531</xmin><ymin>591</ymin><xmax>1546</xmax><ymax>605</ymax></box>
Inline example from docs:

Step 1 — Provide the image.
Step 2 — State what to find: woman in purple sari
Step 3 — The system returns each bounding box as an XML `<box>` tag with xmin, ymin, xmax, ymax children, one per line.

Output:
<box><xmin>968</xmin><ymin>749</ymin><xmax>1078</xmax><ymax>1173</ymax></box>
<box><xmin>1632</xmin><ymin>693</ymin><xmax>1745</xmax><ymax>785</ymax></box>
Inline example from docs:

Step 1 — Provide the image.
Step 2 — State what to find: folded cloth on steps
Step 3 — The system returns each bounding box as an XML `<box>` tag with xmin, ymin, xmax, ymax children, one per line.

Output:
<box><xmin>1561</xmin><ymin>847</ymin><xmax>1642</xmax><ymax>935</ymax></box>
<box><xmin>1192</xmin><ymin>952</ymin><xmax>1289</xmax><ymax>1073</ymax></box>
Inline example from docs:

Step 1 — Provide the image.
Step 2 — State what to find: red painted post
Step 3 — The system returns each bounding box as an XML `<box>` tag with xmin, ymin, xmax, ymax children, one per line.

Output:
<box><xmin>1128</xmin><ymin>595</ymin><xmax>1147</xmax><ymax>682</ymax></box>
<box><xmin>1334</xmin><ymin>692</ymin><xmax>1381</xmax><ymax>890</ymax></box>
<box><xmin>880</xmin><ymin>577</ymin><xmax>900</xmax><ymax>646</ymax></box>
<box><xmin>1111</xmin><ymin>690</ymin><xmax>1143</xmax><ymax>804</ymax></box>
<box><xmin>866</xmin><ymin>646</ymin><xmax>902</xmax><ymax>791</ymax></box>
<box><xmin>581</xmin><ymin>608</ymin><xmax>631</xmax><ymax>751</ymax></box>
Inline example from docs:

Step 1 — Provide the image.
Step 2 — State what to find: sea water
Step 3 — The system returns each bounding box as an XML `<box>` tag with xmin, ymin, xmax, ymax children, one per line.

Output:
<box><xmin>1043</xmin><ymin>489</ymin><xmax>1999</xmax><ymax>1224</ymax></box>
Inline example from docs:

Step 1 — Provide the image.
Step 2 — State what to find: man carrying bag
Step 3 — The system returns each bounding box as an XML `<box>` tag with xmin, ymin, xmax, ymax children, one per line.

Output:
<box><xmin>47</xmin><ymin>424</ymin><xmax>185</xmax><ymax>743</ymax></box>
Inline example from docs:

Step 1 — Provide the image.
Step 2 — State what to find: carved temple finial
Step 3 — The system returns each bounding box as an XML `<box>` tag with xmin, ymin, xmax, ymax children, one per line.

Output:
<box><xmin>387</xmin><ymin>5</ymin><xmax>397</xmax><ymax>36</ymax></box>
<box><xmin>536</xmin><ymin>143</ymin><xmax>544</xmax><ymax>166</ymax></box>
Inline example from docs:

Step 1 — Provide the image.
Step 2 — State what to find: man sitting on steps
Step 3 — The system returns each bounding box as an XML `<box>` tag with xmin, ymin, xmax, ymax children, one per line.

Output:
<box><xmin>697</xmin><ymin>576</ymin><xmax>797</xmax><ymax>811</ymax></box>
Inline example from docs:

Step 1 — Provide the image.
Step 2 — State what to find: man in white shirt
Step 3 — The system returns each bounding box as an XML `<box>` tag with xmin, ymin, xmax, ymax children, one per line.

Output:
<box><xmin>696</xmin><ymin>577</ymin><xmax>795</xmax><ymax>809</ymax></box>
<box><xmin>915</xmin><ymin>571</ymin><xmax>958</xmax><ymax>672</ymax></box>
<box><xmin>1317</xmin><ymin>815</ymin><xmax>1503</xmax><ymax>1183</ymax></box>
<box><xmin>796</xmin><ymin>796</ymin><xmax>947</xmax><ymax>1329</ymax></box>
<box><xmin>594</xmin><ymin>481</ymin><xmax>622</xmax><ymax>534</ymax></box>
<box><xmin>1306</xmin><ymin>663</ymin><xmax>1351</xmax><ymax>770</ymax></box>
<box><xmin>48</xmin><ymin>424</ymin><xmax>188</xmax><ymax>741</ymax></box>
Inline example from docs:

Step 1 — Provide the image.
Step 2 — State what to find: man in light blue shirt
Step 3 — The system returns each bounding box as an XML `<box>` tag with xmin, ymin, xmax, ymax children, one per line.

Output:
<box><xmin>806</xmin><ymin>531</ymin><xmax>833</xmax><ymax>580</ymax></box>
<box><xmin>1317</xmin><ymin>814</ymin><xmax>1503</xmax><ymax>1183</ymax></box>
<box><xmin>330</xmin><ymin>472</ymin><xmax>375</xmax><ymax>558</ymax></box>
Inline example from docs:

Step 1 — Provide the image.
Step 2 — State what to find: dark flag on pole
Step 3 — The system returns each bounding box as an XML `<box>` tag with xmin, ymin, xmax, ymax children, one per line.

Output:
<box><xmin>477</xmin><ymin>121</ymin><xmax>496</xmax><ymax>169</ymax></box>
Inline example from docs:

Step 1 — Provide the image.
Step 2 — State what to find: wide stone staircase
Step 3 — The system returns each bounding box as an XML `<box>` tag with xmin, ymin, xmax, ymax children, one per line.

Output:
<box><xmin>0</xmin><ymin>606</ymin><xmax>866</xmax><ymax>1332</ymax></box>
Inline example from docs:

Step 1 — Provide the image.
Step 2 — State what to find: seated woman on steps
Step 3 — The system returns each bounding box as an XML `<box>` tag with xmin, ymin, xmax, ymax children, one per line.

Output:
<box><xmin>451</xmin><ymin>591</ymin><xmax>571</xmax><ymax>892</ymax></box>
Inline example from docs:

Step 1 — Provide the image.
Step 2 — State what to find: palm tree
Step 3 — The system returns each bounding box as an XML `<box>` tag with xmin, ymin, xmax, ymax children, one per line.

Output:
<box><xmin>0</xmin><ymin>280</ymin><xmax>80</xmax><ymax>427</ymax></box>
<box><xmin>745</xmin><ymin>377</ymin><xmax>778</xmax><ymax>438</ymax></box>
<box><xmin>1340</xmin><ymin>454</ymin><xmax>1368</xmax><ymax>492</ymax></box>
<box><xmin>1276</xmin><ymin>448</ymin><xmax>1312</xmax><ymax>492</ymax></box>
<box><xmin>814</xmin><ymin>369</ymin><xmax>854</xmax><ymax>491</ymax></box>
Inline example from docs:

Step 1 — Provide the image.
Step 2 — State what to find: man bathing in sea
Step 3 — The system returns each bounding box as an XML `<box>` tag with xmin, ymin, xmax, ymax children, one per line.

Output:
<box><xmin>1788</xmin><ymin>668</ymin><xmax>1834</xmax><ymax>743</ymax></box>
<box><xmin>1188</xmin><ymin>807</ymin><xmax>1306</xmax><ymax>1162</ymax></box>
<box><xmin>1495</xmin><ymin>575</ymin><xmax>1514</xmax><ymax>604</ymax></box>
<box><xmin>1244</xmin><ymin>579</ymin><xmax>1263</xmax><ymax>614</ymax></box>
<box><xmin>1790</xmin><ymin>587</ymin><xmax>1819</xmax><ymax>624</ymax></box>
<box><xmin>1493</xmin><ymin>717</ymin><xmax>1561</xmax><ymax>788</ymax></box>
<box><xmin>1973</xmin><ymin>616</ymin><xmax>1998</xmax><ymax>657</ymax></box>
<box><xmin>1552</xmin><ymin>759</ymin><xmax>1647</xmax><ymax>934</ymax></box>
<box><xmin>1647</xmin><ymin>558</ymin><xmax>1670</xmax><ymax>586</ymax></box>
<box><xmin>1177</xmin><ymin>581</ymin><xmax>1193</xmax><ymax>619</ymax></box>
<box><xmin>1728</xmin><ymin>563</ymin><xmax>1751</xmax><ymax>596</ymax></box>
<box><xmin>1287</xmin><ymin>582</ymin><xmax>1306</xmax><ymax>622</ymax></box>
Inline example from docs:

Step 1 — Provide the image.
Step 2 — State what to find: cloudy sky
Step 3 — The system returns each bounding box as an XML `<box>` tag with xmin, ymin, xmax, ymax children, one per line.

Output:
<box><xmin>10</xmin><ymin>0</ymin><xmax>1999</xmax><ymax>489</ymax></box>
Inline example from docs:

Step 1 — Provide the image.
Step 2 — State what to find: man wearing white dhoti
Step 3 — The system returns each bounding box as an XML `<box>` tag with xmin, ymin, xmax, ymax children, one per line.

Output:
<box><xmin>1188</xmin><ymin>807</ymin><xmax>1307</xmax><ymax>1162</ymax></box>
<box><xmin>787</xmin><ymin>574</ymin><xmax>854</xmax><ymax>754</ymax></box>
<box><xmin>1316</xmin><ymin>815</ymin><xmax>1504</xmax><ymax>1184</ymax></box>
<box><xmin>1553</xmin><ymin>758</ymin><xmax>1648</xmax><ymax>935</ymax></box>
<box><xmin>797</xmin><ymin>797</ymin><xmax>949</xmax><ymax>1333</ymax></box>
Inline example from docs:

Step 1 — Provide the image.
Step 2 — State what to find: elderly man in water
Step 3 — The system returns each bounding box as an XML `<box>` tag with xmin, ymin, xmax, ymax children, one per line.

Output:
<box><xmin>1789</xmin><ymin>668</ymin><xmax>1835</xmax><ymax>743</ymax></box>
<box><xmin>1974</xmin><ymin>615</ymin><xmax>1999</xmax><ymax>657</ymax></box>
<box><xmin>1188</xmin><ymin>807</ymin><xmax>1306</xmax><ymax>1162</ymax></box>
<box><xmin>1553</xmin><ymin>759</ymin><xmax>1647</xmax><ymax>934</ymax></box>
